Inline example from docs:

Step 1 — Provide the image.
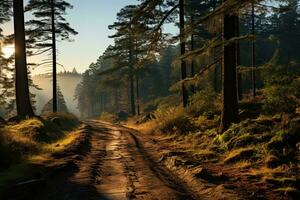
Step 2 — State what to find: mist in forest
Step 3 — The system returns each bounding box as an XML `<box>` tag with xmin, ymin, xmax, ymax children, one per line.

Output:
<box><xmin>32</xmin><ymin>70</ymin><xmax>81</xmax><ymax>116</ymax></box>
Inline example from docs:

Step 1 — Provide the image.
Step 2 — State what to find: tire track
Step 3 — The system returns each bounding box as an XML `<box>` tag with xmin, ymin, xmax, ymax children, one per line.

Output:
<box><xmin>88</xmin><ymin>120</ymin><xmax>196</xmax><ymax>200</ymax></box>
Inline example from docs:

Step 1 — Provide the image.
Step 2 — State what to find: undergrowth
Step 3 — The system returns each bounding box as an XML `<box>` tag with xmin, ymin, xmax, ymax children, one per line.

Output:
<box><xmin>153</xmin><ymin>107</ymin><xmax>196</xmax><ymax>134</ymax></box>
<box><xmin>131</xmin><ymin>99</ymin><xmax>300</xmax><ymax>196</ymax></box>
<box><xmin>0</xmin><ymin>113</ymin><xmax>80</xmax><ymax>169</ymax></box>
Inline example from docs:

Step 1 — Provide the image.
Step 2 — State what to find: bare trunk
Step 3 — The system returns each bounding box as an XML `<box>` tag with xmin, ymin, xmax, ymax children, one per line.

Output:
<box><xmin>13</xmin><ymin>0</ymin><xmax>34</xmax><ymax>117</ymax></box>
<box><xmin>190</xmin><ymin>15</ymin><xmax>195</xmax><ymax>94</ymax></box>
<box><xmin>51</xmin><ymin>0</ymin><xmax>57</xmax><ymax>112</ymax></box>
<box><xmin>214</xmin><ymin>66</ymin><xmax>218</xmax><ymax>92</ymax></box>
<box><xmin>135</xmin><ymin>38</ymin><xmax>140</xmax><ymax>116</ymax></box>
<box><xmin>251</xmin><ymin>2</ymin><xmax>256</xmax><ymax>97</ymax></box>
<box><xmin>236</xmin><ymin>17</ymin><xmax>242</xmax><ymax>101</ymax></box>
<box><xmin>129</xmin><ymin>42</ymin><xmax>136</xmax><ymax>116</ymax></box>
<box><xmin>179</xmin><ymin>0</ymin><xmax>188</xmax><ymax>107</ymax></box>
<box><xmin>136</xmin><ymin>75</ymin><xmax>140</xmax><ymax>116</ymax></box>
<box><xmin>220</xmin><ymin>8</ymin><xmax>239</xmax><ymax>132</ymax></box>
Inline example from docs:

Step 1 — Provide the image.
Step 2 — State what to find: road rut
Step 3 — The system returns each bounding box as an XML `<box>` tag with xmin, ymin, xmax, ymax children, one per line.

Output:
<box><xmin>36</xmin><ymin>120</ymin><xmax>196</xmax><ymax>200</ymax></box>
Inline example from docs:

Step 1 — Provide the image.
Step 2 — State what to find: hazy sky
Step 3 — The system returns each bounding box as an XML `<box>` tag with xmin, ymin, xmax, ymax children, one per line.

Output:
<box><xmin>3</xmin><ymin>0</ymin><xmax>138</xmax><ymax>74</ymax></box>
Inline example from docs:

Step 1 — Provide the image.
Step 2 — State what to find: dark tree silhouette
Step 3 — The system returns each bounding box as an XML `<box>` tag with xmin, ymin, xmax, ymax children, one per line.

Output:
<box><xmin>236</xmin><ymin>17</ymin><xmax>242</xmax><ymax>100</ymax></box>
<box><xmin>51</xmin><ymin>0</ymin><xmax>58</xmax><ymax>112</ymax></box>
<box><xmin>13</xmin><ymin>0</ymin><xmax>35</xmax><ymax>117</ymax></box>
<box><xmin>179</xmin><ymin>0</ymin><xmax>188</xmax><ymax>107</ymax></box>
<box><xmin>251</xmin><ymin>2</ymin><xmax>256</xmax><ymax>97</ymax></box>
<box><xmin>190</xmin><ymin>14</ymin><xmax>196</xmax><ymax>94</ymax></box>
<box><xmin>42</xmin><ymin>86</ymin><xmax>69</xmax><ymax>114</ymax></box>
<box><xmin>107</xmin><ymin>5</ymin><xmax>156</xmax><ymax>115</ymax></box>
<box><xmin>220</xmin><ymin>0</ymin><xmax>239</xmax><ymax>132</ymax></box>
<box><xmin>26</xmin><ymin>0</ymin><xmax>77</xmax><ymax>113</ymax></box>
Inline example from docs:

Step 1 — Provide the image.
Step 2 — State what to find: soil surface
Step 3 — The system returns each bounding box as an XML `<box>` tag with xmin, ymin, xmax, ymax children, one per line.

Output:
<box><xmin>5</xmin><ymin>120</ymin><xmax>288</xmax><ymax>200</ymax></box>
<box><xmin>3</xmin><ymin>120</ymin><xmax>197</xmax><ymax>200</ymax></box>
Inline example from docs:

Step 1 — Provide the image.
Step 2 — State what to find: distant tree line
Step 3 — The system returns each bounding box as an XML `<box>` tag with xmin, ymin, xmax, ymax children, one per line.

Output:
<box><xmin>76</xmin><ymin>0</ymin><xmax>300</xmax><ymax>131</ymax></box>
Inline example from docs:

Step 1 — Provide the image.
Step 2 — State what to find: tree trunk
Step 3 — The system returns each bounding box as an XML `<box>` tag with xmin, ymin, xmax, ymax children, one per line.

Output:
<box><xmin>136</xmin><ymin>75</ymin><xmax>140</xmax><ymax>116</ymax></box>
<box><xmin>212</xmin><ymin>3</ymin><xmax>218</xmax><ymax>93</ymax></box>
<box><xmin>214</xmin><ymin>66</ymin><xmax>218</xmax><ymax>92</ymax></box>
<box><xmin>237</xmin><ymin>70</ymin><xmax>242</xmax><ymax>100</ymax></box>
<box><xmin>190</xmin><ymin>15</ymin><xmax>195</xmax><ymax>94</ymax></box>
<box><xmin>251</xmin><ymin>2</ymin><xmax>256</xmax><ymax>97</ymax></box>
<box><xmin>179</xmin><ymin>0</ymin><xmax>188</xmax><ymax>107</ymax></box>
<box><xmin>51</xmin><ymin>0</ymin><xmax>57</xmax><ymax>112</ymax></box>
<box><xmin>236</xmin><ymin>17</ymin><xmax>242</xmax><ymax>101</ymax></box>
<box><xmin>135</xmin><ymin>38</ymin><xmax>140</xmax><ymax>116</ymax></box>
<box><xmin>213</xmin><ymin>39</ymin><xmax>219</xmax><ymax>92</ymax></box>
<box><xmin>13</xmin><ymin>0</ymin><xmax>34</xmax><ymax>117</ymax></box>
<box><xmin>129</xmin><ymin>42</ymin><xmax>136</xmax><ymax>116</ymax></box>
<box><xmin>115</xmin><ymin>90</ymin><xmax>120</xmax><ymax>112</ymax></box>
<box><xmin>220</xmin><ymin>7</ymin><xmax>239</xmax><ymax>132</ymax></box>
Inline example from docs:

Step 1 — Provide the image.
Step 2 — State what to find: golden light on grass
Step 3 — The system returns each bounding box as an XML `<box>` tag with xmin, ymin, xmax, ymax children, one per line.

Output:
<box><xmin>2</xmin><ymin>44</ymin><xmax>15</xmax><ymax>58</ymax></box>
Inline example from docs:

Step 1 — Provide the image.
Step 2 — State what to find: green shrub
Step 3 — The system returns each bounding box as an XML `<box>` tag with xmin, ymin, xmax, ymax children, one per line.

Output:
<box><xmin>213</xmin><ymin>119</ymin><xmax>273</xmax><ymax>150</ymax></box>
<box><xmin>263</xmin><ymin>85</ymin><xmax>298</xmax><ymax>114</ymax></box>
<box><xmin>187</xmin><ymin>87</ymin><xmax>221</xmax><ymax>117</ymax></box>
<box><xmin>262</xmin><ymin>63</ymin><xmax>300</xmax><ymax>115</ymax></box>
<box><xmin>153</xmin><ymin>107</ymin><xmax>196</xmax><ymax>134</ymax></box>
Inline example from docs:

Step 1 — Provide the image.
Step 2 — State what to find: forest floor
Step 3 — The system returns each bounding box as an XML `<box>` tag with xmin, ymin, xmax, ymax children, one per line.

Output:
<box><xmin>1</xmin><ymin>120</ymin><xmax>197</xmax><ymax>200</ymax></box>
<box><xmin>1</xmin><ymin>119</ymin><xmax>298</xmax><ymax>200</ymax></box>
<box><xmin>125</xmin><ymin>113</ymin><xmax>300</xmax><ymax>200</ymax></box>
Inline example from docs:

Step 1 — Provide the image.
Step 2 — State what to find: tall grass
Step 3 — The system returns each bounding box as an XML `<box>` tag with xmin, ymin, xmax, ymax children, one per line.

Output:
<box><xmin>0</xmin><ymin>113</ymin><xmax>79</xmax><ymax>169</ymax></box>
<box><xmin>153</xmin><ymin>107</ymin><xmax>196</xmax><ymax>134</ymax></box>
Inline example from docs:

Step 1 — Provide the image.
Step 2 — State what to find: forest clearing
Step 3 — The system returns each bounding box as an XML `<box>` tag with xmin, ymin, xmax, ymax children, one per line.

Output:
<box><xmin>1</xmin><ymin>0</ymin><xmax>300</xmax><ymax>199</ymax></box>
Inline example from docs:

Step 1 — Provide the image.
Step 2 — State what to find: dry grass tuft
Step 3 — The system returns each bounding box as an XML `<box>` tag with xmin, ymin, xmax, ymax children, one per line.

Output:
<box><xmin>100</xmin><ymin>112</ymin><xmax>118</xmax><ymax>123</ymax></box>
<box><xmin>153</xmin><ymin>107</ymin><xmax>196</xmax><ymax>135</ymax></box>
<box><xmin>0</xmin><ymin>113</ymin><xmax>80</xmax><ymax>169</ymax></box>
<box><xmin>224</xmin><ymin>147</ymin><xmax>257</xmax><ymax>164</ymax></box>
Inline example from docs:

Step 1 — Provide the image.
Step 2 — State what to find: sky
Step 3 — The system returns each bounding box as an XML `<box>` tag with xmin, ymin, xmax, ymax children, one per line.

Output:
<box><xmin>3</xmin><ymin>0</ymin><xmax>139</xmax><ymax>74</ymax></box>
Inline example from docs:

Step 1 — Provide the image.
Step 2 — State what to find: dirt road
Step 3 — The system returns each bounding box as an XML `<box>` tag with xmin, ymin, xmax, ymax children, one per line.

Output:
<box><xmin>33</xmin><ymin>120</ymin><xmax>196</xmax><ymax>200</ymax></box>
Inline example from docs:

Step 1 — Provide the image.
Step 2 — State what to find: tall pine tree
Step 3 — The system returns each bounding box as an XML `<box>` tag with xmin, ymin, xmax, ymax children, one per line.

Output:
<box><xmin>26</xmin><ymin>0</ymin><xmax>77</xmax><ymax>113</ymax></box>
<box><xmin>13</xmin><ymin>0</ymin><xmax>35</xmax><ymax>117</ymax></box>
<box><xmin>219</xmin><ymin>0</ymin><xmax>239</xmax><ymax>131</ymax></box>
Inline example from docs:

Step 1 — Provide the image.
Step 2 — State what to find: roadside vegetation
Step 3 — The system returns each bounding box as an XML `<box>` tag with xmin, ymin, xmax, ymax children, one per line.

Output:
<box><xmin>1</xmin><ymin>0</ymin><xmax>300</xmax><ymax>199</ymax></box>
<box><xmin>126</xmin><ymin>87</ymin><xmax>300</xmax><ymax>197</ymax></box>
<box><xmin>0</xmin><ymin>113</ymin><xmax>81</xmax><ymax>186</ymax></box>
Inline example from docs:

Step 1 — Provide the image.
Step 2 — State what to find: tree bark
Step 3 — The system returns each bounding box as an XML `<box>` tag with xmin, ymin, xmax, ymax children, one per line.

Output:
<box><xmin>129</xmin><ymin>40</ymin><xmax>136</xmax><ymax>116</ymax></box>
<box><xmin>136</xmin><ymin>75</ymin><xmax>140</xmax><ymax>116</ymax></box>
<box><xmin>13</xmin><ymin>0</ymin><xmax>35</xmax><ymax>117</ymax></box>
<box><xmin>51</xmin><ymin>0</ymin><xmax>57</xmax><ymax>112</ymax></box>
<box><xmin>190</xmin><ymin>14</ymin><xmax>195</xmax><ymax>94</ymax></box>
<box><xmin>135</xmin><ymin>38</ymin><xmax>140</xmax><ymax>116</ymax></box>
<box><xmin>220</xmin><ymin>6</ymin><xmax>239</xmax><ymax>132</ymax></box>
<box><xmin>236</xmin><ymin>17</ymin><xmax>242</xmax><ymax>101</ymax></box>
<box><xmin>214</xmin><ymin>66</ymin><xmax>218</xmax><ymax>92</ymax></box>
<box><xmin>179</xmin><ymin>0</ymin><xmax>188</xmax><ymax>107</ymax></box>
<box><xmin>251</xmin><ymin>2</ymin><xmax>256</xmax><ymax>97</ymax></box>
